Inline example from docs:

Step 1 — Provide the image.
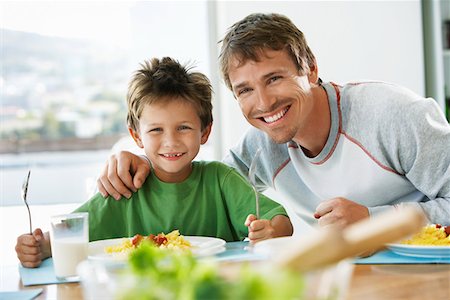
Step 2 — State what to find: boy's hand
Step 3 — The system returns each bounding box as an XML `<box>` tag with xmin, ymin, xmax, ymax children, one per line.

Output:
<box><xmin>15</xmin><ymin>228</ymin><xmax>51</xmax><ymax>268</ymax></box>
<box><xmin>97</xmin><ymin>151</ymin><xmax>151</xmax><ymax>200</ymax></box>
<box><xmin>245</xmin><ymin>214</ymin><xmax>276</xmax><ymax>244</ymax></box>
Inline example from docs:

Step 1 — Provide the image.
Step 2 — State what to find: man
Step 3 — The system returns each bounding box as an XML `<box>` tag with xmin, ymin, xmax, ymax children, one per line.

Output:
<box><xmin>97</xmin><ymin>13</ymin><xmax>450</xmax><ymax>228</ymax></box>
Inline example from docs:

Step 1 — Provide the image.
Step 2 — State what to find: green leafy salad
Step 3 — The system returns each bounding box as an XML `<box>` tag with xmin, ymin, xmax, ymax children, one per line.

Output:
<box><xmin>115</xmin><ymin>241</ymin><xmax>304</xmax><ymax>300</ymax></box>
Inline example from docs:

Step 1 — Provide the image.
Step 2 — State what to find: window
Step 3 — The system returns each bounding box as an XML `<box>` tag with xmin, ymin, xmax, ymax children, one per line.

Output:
<box><xmin>0</xmin><ymin>0</ymin><xmax>213</xmax><ymax>264</ymax></box>
<box><xmin>1</xmin><ymin>0</ymin><xmax>214</xmax><ymax>204</ymax></box>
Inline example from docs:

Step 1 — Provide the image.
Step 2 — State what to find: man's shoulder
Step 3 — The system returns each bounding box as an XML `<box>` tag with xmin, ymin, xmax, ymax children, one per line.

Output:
<box><xmin>341</xmin><ymin>81</ymin><xmax>423</xmax><ymax>107</ymax></box>
<box><xmin>339</xmin><ymin>81</ymin><xmax>428</xmax><ymax>129</ymax></box>
<box><xmin>223</xmin><ymin>127</ymin><xmax>291</xmax><ymax>183</ymax></box>
<box><xmin>231</xmin><ymin>127</ymin><xmax>290</xmax><ymax>159</ymax></box>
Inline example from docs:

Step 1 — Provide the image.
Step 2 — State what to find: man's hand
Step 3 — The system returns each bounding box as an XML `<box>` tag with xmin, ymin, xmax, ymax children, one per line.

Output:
<box><xmin>97</xmin><ymin>151</ymin><xmax>151</xmax><ymax>200</ymax></box>
<box><xmin>314</xmin><ymin>197</ymin><xmax>369</xmax><ymax>228</ymax></box>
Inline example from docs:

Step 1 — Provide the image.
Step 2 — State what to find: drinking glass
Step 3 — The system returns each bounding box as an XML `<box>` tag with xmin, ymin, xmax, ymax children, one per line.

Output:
<box><xmin>50</xmin><ymin>212</ymin><xmax>89</xmax><ymax>280</ymax></box>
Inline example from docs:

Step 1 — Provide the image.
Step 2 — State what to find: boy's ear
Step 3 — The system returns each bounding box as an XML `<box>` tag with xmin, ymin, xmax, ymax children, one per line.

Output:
<box><xmin>200</xmin><ymin>123</ymin><xmax>212</xmax><ymax>145</ymax></box>
<box><xmin>128</xmin><ymin>127</ymin><xmax>144</xmax><ymax>148</ymax></box>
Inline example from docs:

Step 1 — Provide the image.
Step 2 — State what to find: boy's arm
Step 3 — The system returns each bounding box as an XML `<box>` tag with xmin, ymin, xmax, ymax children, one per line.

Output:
<box><xmin>270</xmin><ymin>215</ymin><xmax>294</xmax><ymax>237</ymax></box>
<box><xmin>245</xmin><ymin>214</ymin><xmax>293</xmax><ymax>244</ymax></box>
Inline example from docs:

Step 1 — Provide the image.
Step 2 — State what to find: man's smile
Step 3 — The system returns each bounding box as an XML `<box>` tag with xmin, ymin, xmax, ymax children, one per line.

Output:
<box><xmin>259</xmin><ymin>106</ymin><xmax>290</xmax><ymax>124</ymax></box>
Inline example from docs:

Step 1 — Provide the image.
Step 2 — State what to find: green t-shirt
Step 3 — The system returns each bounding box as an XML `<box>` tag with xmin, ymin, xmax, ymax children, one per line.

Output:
<box><xmin>75</xmin><ymin>161</ymin><xmax>288</xmax><ymax>242</ymax></box>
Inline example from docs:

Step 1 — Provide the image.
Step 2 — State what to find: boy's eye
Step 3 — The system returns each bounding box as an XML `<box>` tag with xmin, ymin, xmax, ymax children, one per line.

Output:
<box><xmin>149</xmin><ymin>128</ymin><xmax>162</xmax><ymax>133</ymax></box>
<box><xmin>178</xmin><ymin>125</ymin><xmax>191</xmax><ymax>130</ymax></box>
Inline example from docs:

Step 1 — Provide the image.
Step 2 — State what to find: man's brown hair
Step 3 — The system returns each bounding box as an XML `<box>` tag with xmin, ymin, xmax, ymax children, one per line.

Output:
<box><xmin>219</xmin><ymin>13</ymin><xmax>317</xmax><ymax>90</ymax></box>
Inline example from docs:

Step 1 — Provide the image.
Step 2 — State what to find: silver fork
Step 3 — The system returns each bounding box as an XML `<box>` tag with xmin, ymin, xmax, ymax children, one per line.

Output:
<box><xmin>21</xmin><ymin>170</ymin><xmax>32</xmax><ymax>234</ymax></box>
<box><xmin>248</xmin><ymin>148</ymin><xmax>262</xmax><ymax>219</ymax></box>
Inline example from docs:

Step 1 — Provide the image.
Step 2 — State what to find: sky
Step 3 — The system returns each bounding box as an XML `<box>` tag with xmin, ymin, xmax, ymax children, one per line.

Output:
<box><xmin>0</xmin><ymin>1</ymin><xmax>135</xmax><ymax>43</ymax></box>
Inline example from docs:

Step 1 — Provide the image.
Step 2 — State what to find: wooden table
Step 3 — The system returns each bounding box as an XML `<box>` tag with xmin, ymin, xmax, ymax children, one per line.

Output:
<box><xmin>2</xmin><ymin>263</ymin><xmax>449</xmax><ymax>299</ymax></box>
<box><xmin>349</xmin><ymin>264</ymin><xmax>449</xmax><ymax>300</ymax></box>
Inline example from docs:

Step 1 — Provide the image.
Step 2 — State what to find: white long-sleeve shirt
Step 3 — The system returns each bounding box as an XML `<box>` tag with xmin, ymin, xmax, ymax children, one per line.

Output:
<box><xmin>224</xmin><ymin>81</ymin><xmax>450</xmax><ymax>226</ymax></box>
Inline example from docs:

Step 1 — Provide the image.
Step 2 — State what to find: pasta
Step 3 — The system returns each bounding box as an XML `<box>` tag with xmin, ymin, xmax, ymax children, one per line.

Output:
<box><xmin>105</xmin><ymin>230</ymin><xmax>191</xmax><ymax>256</ymax></box>
<box><xmin>401</xmin><ymin>224</ymin><xmax>450</xmax><ymax>246</ymax></box>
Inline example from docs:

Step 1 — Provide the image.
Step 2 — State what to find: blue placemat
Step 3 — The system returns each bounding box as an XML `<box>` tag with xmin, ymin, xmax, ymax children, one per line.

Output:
<box><xmin>0</xmin><ymin>288</ymin><xmax>43</xmax><ymax>300</ymax></box>
<box><xmin>217</xmin><ymin>242</ymin><xmax>450</xmax><ymax>265</ymax></box>
<box><xmin>354</xmin><ymin>249</ymin><xmax>450</xmax><ymax>264</ymax></box>
<box><xmin>214</xmin><ymin>241</ymin><xmax>266</xmax><ymax>262</ymax></box>
<box><xmin>18</xmin><ymin>258</ymin><xmax>79</xmax><ymax>286</ymax></box>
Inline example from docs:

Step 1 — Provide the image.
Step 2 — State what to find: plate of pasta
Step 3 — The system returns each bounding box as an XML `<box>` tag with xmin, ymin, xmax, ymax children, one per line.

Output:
<box><xmin>386</xmin><ymin>224</ymin><xmax>450</xmax><ymax>258</ymax></box>
<box><xmin>88</xmin><ymin>230</ymin><xmax>226</xmax><ymax>261</ymax></box>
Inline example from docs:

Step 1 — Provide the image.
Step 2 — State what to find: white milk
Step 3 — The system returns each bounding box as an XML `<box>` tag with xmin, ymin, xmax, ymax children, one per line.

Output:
<box><xmin>51</xmin><ymin>238</ymin><xmax>88</xmax><ymax>278</ymax></box>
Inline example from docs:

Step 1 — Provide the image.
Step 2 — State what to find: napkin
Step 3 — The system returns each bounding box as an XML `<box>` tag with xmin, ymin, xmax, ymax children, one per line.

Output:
<box><xmin>354</xmin><ymin>249</ymin><xmax>450</xmax><ymax>264</ymax></box>
<box><xmin>19</xmin><ymin>258</ymin><xmax>79</xmax><ymax>286</ymax></box>
<box><xmin>0</xmin><ymin>288</ymin><xmax>43</xmax><ymax>300</ymax></box>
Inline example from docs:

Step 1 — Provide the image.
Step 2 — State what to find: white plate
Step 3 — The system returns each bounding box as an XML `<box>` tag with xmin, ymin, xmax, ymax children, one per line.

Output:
<box><xmin>88</xmin><ymin>236</ymin><xmax>226</xmax><ymax>261</ymax></box>
<box><xmin>387</xmin><ymin>243</ymin><xmax>450</xmax><ymax>258</ymax></box>
<box><xmin>88</xmin><ymin>238</ymin><xmax>128</xmax><ymax>261</ymax></box>
<box><xmin>253</xmin><ymin>236</ymin><xmax>300</xmax><ymax>258</ymax></box>
<box><xmin>185</xmin><ymin>236</ymin><xmax>226</xmax><ymax>257</ymax></box>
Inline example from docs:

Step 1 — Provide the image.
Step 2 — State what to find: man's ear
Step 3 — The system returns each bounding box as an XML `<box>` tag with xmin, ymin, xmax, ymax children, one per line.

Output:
<box><xmin>307</xmin><ymin>61</ymin><xmax>319</xmax><ymax>84</ymax></box>
<box><xmin>128</xmin><ymin>127</ymin><xmax>144</xmax><ymax>148</ymax></box>
<box><xmin>200</xmin><ymin>123</ymin><xmax>212</xmax><ymax>145</ymax></box>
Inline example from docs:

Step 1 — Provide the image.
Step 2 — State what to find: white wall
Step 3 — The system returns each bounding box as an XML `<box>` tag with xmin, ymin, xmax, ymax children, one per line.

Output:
<box><xmin>214</xmin><ymin>0</ymin><xmax>425</xmax><ymax>155</ymax></box>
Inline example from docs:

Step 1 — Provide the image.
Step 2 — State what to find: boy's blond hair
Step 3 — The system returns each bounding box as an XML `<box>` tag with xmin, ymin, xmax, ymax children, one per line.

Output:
<box><xmin>127</xmin><ymin>57</ymin><xmax>213</xmax><ymax>131</ymax></box>
<box><xmin>219</xmin><ymin>13</ymin><xmax>317</xmax><ymax>90</ymax></box>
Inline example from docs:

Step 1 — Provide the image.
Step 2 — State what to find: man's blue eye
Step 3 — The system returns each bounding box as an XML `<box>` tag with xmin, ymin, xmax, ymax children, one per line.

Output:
<box><xmin>269</xmin><ymin>76</ymin><xmax>281</xmax><ymax>83</ymax></box>
<box><xmin>238</xmin><ymin>88</ymin><xmax>251</xmax><ymax>96</ymax></box>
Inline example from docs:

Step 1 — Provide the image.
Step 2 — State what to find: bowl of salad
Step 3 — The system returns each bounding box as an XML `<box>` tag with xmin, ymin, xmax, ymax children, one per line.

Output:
<box><xmin>79</xmin><ymin>240</ymin><xmax>352</xmax><ymax>300</ymax></box>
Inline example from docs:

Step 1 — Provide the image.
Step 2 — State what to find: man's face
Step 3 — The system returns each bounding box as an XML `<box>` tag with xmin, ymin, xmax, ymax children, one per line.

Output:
<box><xmin>228</xmin><ymin>49</ymin><xmax>313</xmax><ymax>144</ymax></box>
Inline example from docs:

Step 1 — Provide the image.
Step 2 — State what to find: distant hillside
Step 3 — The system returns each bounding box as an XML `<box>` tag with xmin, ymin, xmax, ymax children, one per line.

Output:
<box><xmin>0</xmin><ymin>29</ymin><xmax>130</xmax><ymax>152</ymax></box>
<box><xmin>2</xmin><ymin>29</ymin><xmax>94</xmax><ymax>75</ymax></box>
<box><xmin>1</xmin><ymin>28</ymin><xmax>130</xmax><ymax>105</ymax></box>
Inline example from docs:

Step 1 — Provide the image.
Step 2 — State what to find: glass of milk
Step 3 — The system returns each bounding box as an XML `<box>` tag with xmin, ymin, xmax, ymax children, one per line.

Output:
<box><xmin>50</xmin><ymin>212</ymin><xmax>89</xmax><ymax>280</ymax></box>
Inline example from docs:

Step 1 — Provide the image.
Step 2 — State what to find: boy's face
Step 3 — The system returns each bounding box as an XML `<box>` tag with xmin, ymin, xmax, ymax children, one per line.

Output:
<box><xmin>227</xmin><ymin>48</ymin><xmax>317</xmax><ymax>144</ymax></box>
<box><xmin>129</xmin><ymin>98</ymin><xmax>211</xmax><ymax>183</ymax></box>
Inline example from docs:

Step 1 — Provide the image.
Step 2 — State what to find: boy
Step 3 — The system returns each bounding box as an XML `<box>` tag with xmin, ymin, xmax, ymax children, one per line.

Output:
<box><xmin>16</xmin><ymin>57</ymin><xmax>292</xmax><ymax>268</ymax></box>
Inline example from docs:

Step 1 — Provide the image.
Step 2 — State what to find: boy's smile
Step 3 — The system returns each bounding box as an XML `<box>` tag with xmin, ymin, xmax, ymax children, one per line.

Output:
<box><xmin>130</xmin><ymin>98</ymin><xmax>211</xmax><ymax>183</ymax></box>
<box><xmin>160</xmin><ymin>152</ymin><xmax>186</xmax><ymax>160</ymax></box>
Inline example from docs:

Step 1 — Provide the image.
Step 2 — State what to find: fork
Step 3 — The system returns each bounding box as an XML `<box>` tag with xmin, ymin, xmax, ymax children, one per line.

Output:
<box><xmin>21</xmin><ymin>170</ymin><xmax>32</xmax><ymax>234</ymax></box>
<box><xmin>248</xmin><ymin>148</ymin><xmax>262</xmax><ymax>219</ymax></box>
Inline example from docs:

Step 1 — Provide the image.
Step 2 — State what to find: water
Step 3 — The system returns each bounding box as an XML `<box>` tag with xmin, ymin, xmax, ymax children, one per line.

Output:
<box><xmin>0</xmin><ymin>150</ymin><xmax>110</xmax><ymax>207</ymax></box>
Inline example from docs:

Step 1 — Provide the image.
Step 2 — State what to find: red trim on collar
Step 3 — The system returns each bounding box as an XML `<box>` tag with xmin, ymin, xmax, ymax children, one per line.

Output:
<box><xmin>312</xmin><ymin>82</ymin><xmax>342</xmax><ymax>165</ymax></box>
<box><xmin>341</xmin><ymin>132</ymin><xmax>400</xmax><ymax>175</ymax></box>
<box><xmin>272</xmin><ymin>158</ymin><xmax>291</xmax><ymax>187</ymax></box>
<box><xmin>288</xmin><ymin>141</ymin><xmax>298</xmax><ymax>148</ymax></box>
